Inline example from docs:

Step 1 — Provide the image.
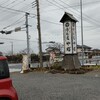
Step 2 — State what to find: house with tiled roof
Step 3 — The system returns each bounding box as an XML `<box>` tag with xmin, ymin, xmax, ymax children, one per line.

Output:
<box><xmin>77</xmin><ymin>45</ymin><xmax>92</xmax><ymax>58</ymax></box>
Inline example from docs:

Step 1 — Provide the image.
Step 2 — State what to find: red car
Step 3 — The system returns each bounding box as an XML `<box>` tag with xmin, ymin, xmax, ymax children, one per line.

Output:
<box><xmin>0</xmin><ymin>56</ymin><xmax>18</xmax><ymax>100</ymax></box>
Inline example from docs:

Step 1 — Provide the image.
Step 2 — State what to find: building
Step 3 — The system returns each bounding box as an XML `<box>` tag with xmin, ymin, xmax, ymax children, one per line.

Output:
<box><xmin>92</xmin><ymin>49</ymin><xmax>100</xmax><ymax>56</ymax></box>
<box><xmin>45</xmin><ymin>44</ymin><xmax>100</xmax><ymax>59</ymax></box>
<box><xmin>77</xmin><ymin>45</ymin><xmax>92</xmax><ymax>58</ymax></box>
<box><xmin>45</xmin><ymin>47</ymin><xmax>61</xmax><ymax>54</ymax></box>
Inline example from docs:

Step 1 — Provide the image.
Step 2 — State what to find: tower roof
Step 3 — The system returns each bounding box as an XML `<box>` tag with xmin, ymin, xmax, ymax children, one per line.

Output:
<box><xmin>60</xmin><ymin>12</ymin><xmax>78</xmax><ymax>23</ymax></box>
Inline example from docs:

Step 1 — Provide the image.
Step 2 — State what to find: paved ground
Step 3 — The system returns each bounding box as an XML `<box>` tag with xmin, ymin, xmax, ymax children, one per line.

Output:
<box><xmin>11</xmin><ymin>70</ymin><xmax>100</xmax><ymax>100</ymax></box>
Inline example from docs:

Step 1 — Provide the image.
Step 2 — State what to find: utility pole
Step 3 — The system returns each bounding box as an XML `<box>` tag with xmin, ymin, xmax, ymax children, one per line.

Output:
<box><xmin>36</xmin><ymin>0</ymin><xmax>43</xmax><ymax>67</ymax></box>
<box><xmin>25</xmin><ymin>12</ymin><xmax>30</xmax><ymax>68</ymax></box>
<box><xmin>11</xmin><ymin>42</ymin><xmax>13</xmax><ymax>55</ymax></box>
<box><xmin>80</xmin><ymin>0</ymin><xmax>84</xmax><ymax>65</ymax></box>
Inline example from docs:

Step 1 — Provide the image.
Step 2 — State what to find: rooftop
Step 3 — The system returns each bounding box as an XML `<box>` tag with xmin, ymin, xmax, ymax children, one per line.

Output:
<box><xmin>60</xmin><ymin>12</ymin><xmax>78</xmax><ymax>23</ymax></box>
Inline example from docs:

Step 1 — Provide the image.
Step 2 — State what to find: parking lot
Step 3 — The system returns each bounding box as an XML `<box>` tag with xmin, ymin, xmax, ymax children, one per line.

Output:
<box><xmin>11</xmin><ymin>70</ymin><xmax>100</xmax><ymax>100</ymax></box>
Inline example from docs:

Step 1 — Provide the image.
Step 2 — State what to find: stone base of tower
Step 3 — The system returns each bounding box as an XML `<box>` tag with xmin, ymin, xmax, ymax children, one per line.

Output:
<box><xmin>62</xmin><ymin>54</ymin><xmax>81</xmax><ymax>70</ymax></box>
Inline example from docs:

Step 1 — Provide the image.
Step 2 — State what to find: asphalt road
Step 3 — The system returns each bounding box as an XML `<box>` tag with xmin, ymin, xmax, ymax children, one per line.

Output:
<box><xmin>11</xmin><ymin>70</ymin><xmax>100</xmax><ymax>100</ymax></box>
<box><xmin>8</xmin><ymin>62</ymin><xmax>49</xmax><ymax>72</ymax></box>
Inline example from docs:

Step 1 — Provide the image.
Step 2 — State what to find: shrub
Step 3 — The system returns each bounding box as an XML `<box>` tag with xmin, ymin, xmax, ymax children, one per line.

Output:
<box><xmin>51</xmin><ymin>62</ymin><xmax>62</xmax><ymax>70</ymax></box>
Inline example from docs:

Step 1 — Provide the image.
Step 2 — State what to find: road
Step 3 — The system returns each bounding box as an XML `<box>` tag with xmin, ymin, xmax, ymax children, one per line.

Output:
<box><xmin>11</xmin><ymin>71</ymin><xmax>100</xmax><ymax>100</ymax></box>
<box><xmin>8</xmin><ymin>62</ymin><xmax>48</xmax><ymax>72</ymax></box>
<box><xmin>8</xmin><ymin>56</ymin><xmax>100</xmax><ymax>72</ymax></box>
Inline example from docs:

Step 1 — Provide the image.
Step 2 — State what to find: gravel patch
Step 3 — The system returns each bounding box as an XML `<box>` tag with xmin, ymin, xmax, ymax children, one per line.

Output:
<box><xmin>11</xmin><ymin>71</ymin><xmax>100</xmax><ymax>100</ymax></box>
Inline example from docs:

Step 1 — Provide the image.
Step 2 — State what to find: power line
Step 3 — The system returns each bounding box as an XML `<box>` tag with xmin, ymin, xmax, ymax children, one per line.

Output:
<box><xmin>31</xmin><ymin>1</ymin><xmax>37</xmax><ymax>8</ymax></box>
<box><xmin>72</xmin><ymin>0</ymin><xmax>100</xmax><ymax>7</ymax></box>
<box><xmin>0</xmin><ymin>5</ymin><xmax>36</xmax><ymax>23</ymax></box>
<box><xmin>41</xmin><ymin>19</ymin><xmax>62</xmax><ymax>25</ymax></box>
<box><xmin>47</xmin><ymin>0</ymin><xmax>100</xmax><ymax>27</ymax></box>
<box><xmin>44</xmin><ymin>0</ymin><xmax>100</xmax><ymax>35</ymax></box>
<box><xmin>47</xmin><ymin>0</ymin><xmax>64</xmax><ymax>10</ymax></box>
<box><xmin>86</xmin><ymin>26</ymin><xmax>100</xmax><ymax>32</ymax></box>
<box><xmin>30</xmin><ymin>14</ymin><xmax>62</xmax><ymax>25</ymax></box>
<box><xmin>0</xmin><ymin>37</ymin><xmax>38</xmax><ymax>42</ymax></box>
<box><xmin>30</xmin><ymin>15</ymin><xmax>97</xmax><ymax>28</ymax></box>
<box><xmin>7</xmin><ymin>0</ymin><xmax>32</xmax><ymax>10</ymax></box>
<box><xmin>0</xmin><ymin>0</ymin><xmax>33</xmax><ymax>14</ymax></box>
<box><xmin>0</xmin><ymin>0</ymin><xmax>36</xmax><ymax>23</ymax></box>
<box><xmin>0</xmin><ymin>0</ymin><xmax>10</xmax><ymax>6</ymax></box>
<box><xmin>3</xmin><ymin>15</ymin><xmax>25</xmax><ymax>29</ymax></box>
<box><xmin>3</xmin><ymin>0</ymin><xmax>17</xmax><ymax>7</ymax></box>
<box><xmin>0</xmin><ymin>0</ymin><xmax>20</xmax><ymax>15</ymax></box>
<box><xmin>0</xmin><ymin>5</ymin><xmax>26</xmax><ymax>13</ymax></box>
<box><xmin>58</xmin><ymin>0</ymin><xmax>100</xmax><ymax>26</ymax></box>
<box><xmin>1</xmin><ymin>15</ymin><xmax>36</xmax><ymax>32</ymax></box>
<box><xmin>0</xmin><ymin>5</ymin><xmax>36</xmax><ymax>15</ymax></box>
<box><xmin>46</xmin><ymin>0</ymin><xmax>82</xmax><ymax>19</ymax></box>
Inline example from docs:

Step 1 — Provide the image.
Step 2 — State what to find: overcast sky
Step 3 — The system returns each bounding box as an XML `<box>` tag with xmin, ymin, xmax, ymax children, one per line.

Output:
<box><xmin>0</xmin><ymin>0</ymin><xmax>100</xmax><ymax>54</ymax></box>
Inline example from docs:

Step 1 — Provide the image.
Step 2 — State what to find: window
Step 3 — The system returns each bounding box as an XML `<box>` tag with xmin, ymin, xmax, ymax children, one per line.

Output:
<box><xmin>0</xmin><ymin>60</ymin><xmax>10</xmax><ymax>79</ymax></box>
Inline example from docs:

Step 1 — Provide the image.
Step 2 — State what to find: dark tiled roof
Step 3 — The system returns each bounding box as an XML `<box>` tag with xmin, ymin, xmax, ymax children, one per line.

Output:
<box><xmin>92</xmin><ymin>49</ymin><xmax>100</xmax><ymax>51</ymax></box>
<box><xmin>45</xmin><ymin>47</ymin><xmax>59</xmax><ymax>51</ymax></box>
<box><xmin>60</xmin><ymin>12</ymin><xmax>78</xmax><ymax>23</ymax></box>
<box><xmin>77</xmin><ymin>45</ymin><xmax>92</xmax><ymax>49</ymax></box>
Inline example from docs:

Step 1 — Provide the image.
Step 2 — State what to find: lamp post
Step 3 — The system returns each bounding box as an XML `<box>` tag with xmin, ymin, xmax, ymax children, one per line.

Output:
<box><xmin>80</xmin><ymin>0</ymin><xmax>84</xmax><ymax>65</ymax></box>
<box><xmin>10</xmin><ymin>42</ymin><xmax>13</xmax><ymax>56</ymax></box>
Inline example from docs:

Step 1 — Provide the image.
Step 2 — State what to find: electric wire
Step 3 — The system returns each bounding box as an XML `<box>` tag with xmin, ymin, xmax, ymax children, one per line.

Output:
<box><xmin>0</xmin><ymin>0</ymin><xmax>32</xmax><ymax>14</ymax></box>
<box><xmin>0</xmin><ymin>4</ymin><xmax>36</xmax><ymax>23</ymax></box>
<box><xmin>1</xmin><ymin>1</ymin><xmax>100</xmax><ymax>31</ymax></box>
<box><xmin>0</xmin><ymin>0</ymin><xmax>36</xmax><ymax>23</ymax></box>
<box><xmin>4</xmin><ymin>0</ymin><xmax>17</xmax><ymax>7</ymax></box>
<box><xmin>0</xmin><ymin>0</ymin><xmax>10</xmax><ymax>6</ymax></box>
<box><xmin>71</xmin><ymin>0</ymin><xmax>100</xmax><ymax>7</ymax></box>
<box><xmin>0</xmin><ymin>37</ymin><xmax>38</xmax><ymax>42</ymax></box>
<box><xmin>58</xmin><ymin>0</ymin><xmax>100</xmax><ymax>26</ymax></box>
<box><xmin>3</xmin><ymin>15</ymin><xmax>25</xmax><ymax>29</ymax></box>
<box><xmin>46</xmin><ymin>0</ymin><xmax>64</xmax><ymax>10</ymax></box>
<box><xmin>42</xmin><ymin>0</ymin><xmax>100</xmax><ymax>32</ymax></box>
<box><xmin>46</xmin><ymin>0</ymin><xmax>100</xmax><ymax>28</ymax></box>
<box><xmin>0</xmin><ymin>4</ymin><xmax>36</xmax><ymax>16</ymax></box>
<box><xmin>30</xmin><ymin>14</ymin><xmax>96</xmax><ymax>29</ymax></box>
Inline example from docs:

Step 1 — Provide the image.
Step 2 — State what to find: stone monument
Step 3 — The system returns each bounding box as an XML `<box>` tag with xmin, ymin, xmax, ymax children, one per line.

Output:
<box><xmin>60</xmin><ymin>12</ymin><xmax>81</xmax><ymax>70</ymax></box>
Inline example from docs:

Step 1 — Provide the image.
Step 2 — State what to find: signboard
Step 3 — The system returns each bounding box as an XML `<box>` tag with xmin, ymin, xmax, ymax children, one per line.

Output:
<box><xmin>72</xmin><ymin>22</ymin><xmax>77</xmax><ymax>54</ymax></box>
<box><xmin>63</xmin><ymin>21</ymin><xmax>77</xmax><ymax>54</ymax></box>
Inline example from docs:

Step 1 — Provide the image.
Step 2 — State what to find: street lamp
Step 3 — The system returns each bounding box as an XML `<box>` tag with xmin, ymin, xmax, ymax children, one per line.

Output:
<box><xmin>80</xmin><ymin>0</ymin><xmax>84</xmax><ymax>65</ymax></box>
<box><xmin>10</xmin><ymin>42</ymin><xmax>13</xmax><ymax>55</ymax></box>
